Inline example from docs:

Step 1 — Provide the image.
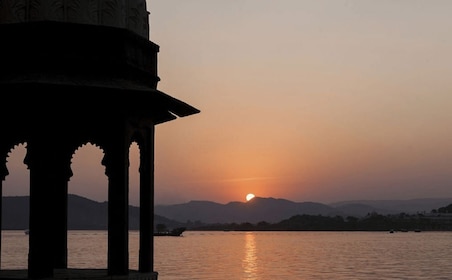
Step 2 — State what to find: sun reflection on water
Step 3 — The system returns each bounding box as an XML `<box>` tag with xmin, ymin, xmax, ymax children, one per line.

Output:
<box><xmin>242</xmin><ymin>232</ymin><xmax>258</xmax><ymax>279</ymax></box>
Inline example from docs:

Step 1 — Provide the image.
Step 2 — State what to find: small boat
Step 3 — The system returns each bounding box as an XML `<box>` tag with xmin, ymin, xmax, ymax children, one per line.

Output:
<box><xmin>154</xmin><ymin>227</ymin><xmax>186</xmax><ymax>237</ymax></box>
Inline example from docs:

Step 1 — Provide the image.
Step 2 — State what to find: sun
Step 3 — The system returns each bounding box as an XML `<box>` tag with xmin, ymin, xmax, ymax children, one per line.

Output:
<box><xmin>246</xmin><ymin>193</ymin><xmax>255</xmax><ymax>201</ymax></box>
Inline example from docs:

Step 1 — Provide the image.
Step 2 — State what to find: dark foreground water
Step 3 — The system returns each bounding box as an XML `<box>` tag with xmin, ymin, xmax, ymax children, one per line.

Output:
<box><xmin>2</xmin><ymin>230</ymin><xmax>451</xmax><ymax>279</ymax></box>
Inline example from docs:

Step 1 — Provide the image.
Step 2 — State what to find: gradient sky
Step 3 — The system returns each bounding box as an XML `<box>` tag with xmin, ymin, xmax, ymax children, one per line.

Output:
<box><xmin>4</xmin><ymin>0</ymin><xmax>452</xmax><ymax>206</ymax></box>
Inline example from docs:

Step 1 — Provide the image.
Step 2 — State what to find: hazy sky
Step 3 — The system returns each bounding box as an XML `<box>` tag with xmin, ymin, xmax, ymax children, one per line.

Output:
<box><xmin>4</xmin><ymin>0</ymin><xmax>452</xmax><ymax>206</ymax></box>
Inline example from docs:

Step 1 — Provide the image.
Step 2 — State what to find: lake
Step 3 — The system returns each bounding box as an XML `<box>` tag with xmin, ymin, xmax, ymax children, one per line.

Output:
<box><xmin>1</xmin><ymin>230</ymin><xmax>451</xmax><ymax>279</ymax></box>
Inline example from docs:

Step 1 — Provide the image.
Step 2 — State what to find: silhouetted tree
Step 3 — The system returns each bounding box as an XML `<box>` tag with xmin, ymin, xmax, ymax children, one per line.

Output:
<box><xmin>437</xmin><ymin>204</ymin><xmax>452</xmax><ymax>213</ymax></box>
<box><xmin>156</xmin><ymin>223</ymin><xmax>167</xmax><ymax>233</ymax></box>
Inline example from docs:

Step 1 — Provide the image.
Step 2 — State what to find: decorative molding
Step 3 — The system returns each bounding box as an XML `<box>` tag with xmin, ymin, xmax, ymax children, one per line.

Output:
<box><xmin>0</xmin><ymin>0</ymin><xmax>149</xmax><ymax>38</ymax></box>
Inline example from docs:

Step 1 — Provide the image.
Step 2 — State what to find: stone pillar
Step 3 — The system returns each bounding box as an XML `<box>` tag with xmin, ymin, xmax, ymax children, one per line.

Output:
<box><xmin>0</xmin><ymin>155</ymin><xmax>7</xmax><ymax>270</ymax></box>
<box><xmin>139</xmin><ymin>126</ymin><xmax>155</xmax><ymax>273</ymax></box>
<box><xmin>104</xmin><ymin>133</ymin><xmax>130</xmax><ymax>276</ymax></box>
<box><xmin>53</xmin><ymin>181</ymin><xmax>68</xmax><ymax>269</ymax></box>
<box><xmin>26</xmin><ymin>141</ymin><xmax>57</xmax><ymax>279</ymax></box>
<box><xmin>53</xmin><ymin>151</ymin><xmax>72</xmax><ymax>269</ymax></box>
<box><xmin>0</xmin><ymin>179</ymin><xmax>2</xmax><ymax>269</ymax></box>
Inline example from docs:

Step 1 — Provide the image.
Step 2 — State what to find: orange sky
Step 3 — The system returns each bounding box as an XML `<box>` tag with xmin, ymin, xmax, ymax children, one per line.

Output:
<box><xmin>4</xmin><ymin>1</ymin><xmax>452</xmax><ymax>206</ymax></box>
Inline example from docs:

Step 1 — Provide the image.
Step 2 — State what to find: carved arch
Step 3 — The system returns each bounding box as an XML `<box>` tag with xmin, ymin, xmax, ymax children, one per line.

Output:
<box><xmin>1</xmin><ymin>142</ymin><xmax>27</xmax><ymax>181</ymax></box>
<box><xmin>131</xmin><ymin>127</ymin><xmax>154</xmax><ymax>172</ymax></box>
<box><xmin>71</xmin><ymin>141</ymin><xmax>106</xmax><ymax>172</ymax></box>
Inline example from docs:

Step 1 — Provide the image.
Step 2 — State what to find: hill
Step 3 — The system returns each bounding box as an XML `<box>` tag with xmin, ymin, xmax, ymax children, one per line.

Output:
<box><xmin>329</xmin><ymin>198</ymin><xmax>452</xmax><ymax>216</ymax></box>
<box><xmin>1</xmin><ymin>194</ymin><xmax>183</xmax><ymax>230</ymax></box>
<box><xmin>3</xmin><ymin>195</ymin><xmax>451</xmax><ymax>229</ymax></box>
<box><xmin>155</xmin><ymin>197</ymin><xmax>452</xmax><ymax>224</ymax></box>
<box><xmin>156</xmin><ymin>197</ymin><xmax>341</xmax><ymax>224</ymax></box>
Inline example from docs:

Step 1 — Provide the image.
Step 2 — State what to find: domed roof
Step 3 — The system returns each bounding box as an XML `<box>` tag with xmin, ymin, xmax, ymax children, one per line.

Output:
<box><xmin>0</xmin><ymin>0</ymin><xmax>149</xmax><ymax>38</ymax></box>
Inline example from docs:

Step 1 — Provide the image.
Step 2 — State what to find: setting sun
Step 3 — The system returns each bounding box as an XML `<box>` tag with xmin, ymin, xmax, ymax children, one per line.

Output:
<box><xmin>246</xmin><ymin>193</ymin><xmax>255</xmax><ymax>201</ymax></box>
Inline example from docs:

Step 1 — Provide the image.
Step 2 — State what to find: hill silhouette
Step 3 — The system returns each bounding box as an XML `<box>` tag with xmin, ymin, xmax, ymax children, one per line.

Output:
<box><xmin>3</xmin><ymin>195</ymin><xmax>451</xmax><ymax>229</ymax></box>
<box><xmin>329</xmin><ymin>198</ymin><xmax>452</xmax><ymax>214</ymax></box>
<box><xmin>155</xmin><ymin>196</ymin><xmax>452</xmax><ymax>224</ymax></box>
<box><xmin>1</xmin><ymin>194</ymin><xmax>183</xmax><ymax>230</ymax></box>
<box><xmin>155</xmin><ymin>197</ymin><xmax>341</xmax><ymax>224</ymax></box>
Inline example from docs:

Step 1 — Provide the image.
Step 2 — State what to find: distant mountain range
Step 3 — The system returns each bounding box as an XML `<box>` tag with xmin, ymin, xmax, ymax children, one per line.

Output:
<box><xmin>2</xmin><ymin>195</ymin><xmax>451</xmax><ymax>229</ymax></box>
<box><xmin>155</xmin><ymin>197</ymin><xmax>339</xmax><ymax>224</ymax></box>
<box><xmin>1</xmin><ymin>194</ymin><xmax>184</xmax><ymax>230</ymax></box>
<box><xmin>155</xmin><ymin>196</ymin><xmax>452</xmax><ymax>224</ymax></box>
<box><xmin>329</xmin><ymin>198</ymin><xmax>452</xmax><ymax>216</ymax></box>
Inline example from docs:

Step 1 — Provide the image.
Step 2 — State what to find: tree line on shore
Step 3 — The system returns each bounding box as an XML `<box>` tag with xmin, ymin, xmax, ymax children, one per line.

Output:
<box><xmin>184</xmin><ymin>204</ymin><xmax>452</xmax><ymax>232</ymax></box>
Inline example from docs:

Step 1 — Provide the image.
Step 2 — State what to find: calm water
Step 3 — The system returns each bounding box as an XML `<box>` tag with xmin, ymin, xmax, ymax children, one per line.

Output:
<box><xmin>1</xmin><ymin>230</ymin><xmax>451</xmax><ymax>279</ymax></box>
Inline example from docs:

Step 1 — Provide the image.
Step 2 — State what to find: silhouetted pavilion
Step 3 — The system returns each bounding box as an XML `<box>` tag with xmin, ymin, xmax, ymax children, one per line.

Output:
<box><xmin>0</xmin><ymin>1</ymin><xmax>199</xmax><ymax>279</ymax></box>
